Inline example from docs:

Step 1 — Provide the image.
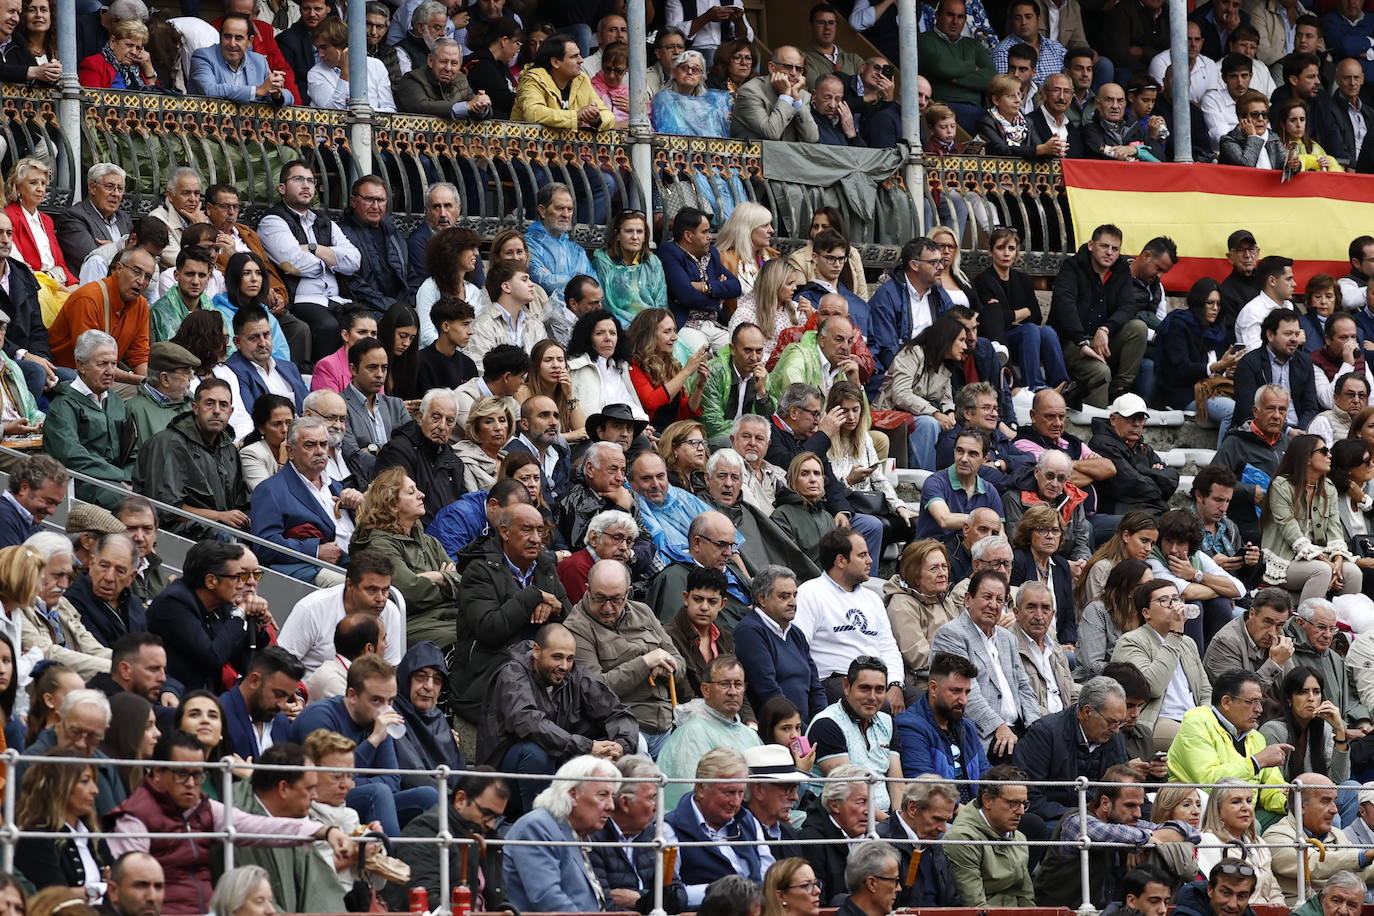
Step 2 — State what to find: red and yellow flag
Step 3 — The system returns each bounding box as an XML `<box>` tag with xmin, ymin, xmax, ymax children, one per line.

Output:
<box><xmin>1060</xmin><ymin>160</ymin><xmax>1374</xmax><ymax>292</ymax></box>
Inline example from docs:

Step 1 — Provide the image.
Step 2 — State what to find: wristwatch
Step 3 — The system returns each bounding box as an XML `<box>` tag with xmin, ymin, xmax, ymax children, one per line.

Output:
<box><xmin>308</xmin><ymin>242</ymin><xmax>318</xmax><ymax>254</ymax></box>
<box><xmin>1193</xmin><ymin>569</ymin><xmax>1204</xmax><ymax>584</ymax></box>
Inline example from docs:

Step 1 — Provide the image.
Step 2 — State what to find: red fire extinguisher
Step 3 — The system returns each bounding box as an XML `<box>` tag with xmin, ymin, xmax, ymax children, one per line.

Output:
<box><xmin>451</xmin><ymin>885</ymin><xmax>471</xmax><ymax>916</ymax></box>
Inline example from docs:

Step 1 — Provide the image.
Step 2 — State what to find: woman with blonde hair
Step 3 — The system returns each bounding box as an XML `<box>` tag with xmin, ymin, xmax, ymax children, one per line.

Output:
<box><xmin>930</xmin><ymin>225</ymin><xmax>979</xmax><ymax>309</ymax></box>
<box><xmin>785</xmin><ymin>208</ymin><xmax>867</xmax><ymax>299</ymax></box>
<box><xmin>14</xmin><ymin>750</ymin><xmax>108</xmax><ymax>892</ymax></box>
<box><xmin>1194</xmin><ymin>779</ymin><xmax>1285</xmax><ymax>904</ymax></box>
<box><xmin>658</xmin><ymin>419</ymin><xmax>709</xmax><ymax>496</ymax></box>
<box><xmin>3</xmin><ymin>158</ymin><xmax>76</xmax><ymax>325</ymax></box>
<box><xmin>526</xmin><ymin>339</ymin><xmax>587</xmax><ymax>443</ymax></box>
<box><xmin>454</xmin><ymin>396</ymin><xmax>514</xmax><ymax>492</ymax></box>
<box><xmin>716</xmin><ymin>202</ymin><xmax>779</xmax><ymax>316</ymax></box>
<box><xmin>761</xmin><ymin>857</ymin><xmax>822</xmax><ymax>916</ymax></box>
<box><xmin>0</xmin><ymin>542</ymin><xmax>45</xmax><ymax>651</ymax></box>
<box><xmin>592</xmin><ymin>210</ymin><xmax>666</xmax><ymax>328</ymax></box>
<box><xmin>209</xmin><ymin>865</ymin><xmax>278</xmax><ymax>916</ymax></box>
<box><xmin>628</xmin><ymin>308</ymin><xmax>706</xmax><ymax>430</ymax></box>
<box><xmin>772</xmin><ymin>453</ymin><xmax>836</xmax><ymax>557</ymax></box>
<box><xmin>729</xmin><ymin>257</ymin><xmax>804</xmax><ymax>360</ymax></box>
<box><xmin>77</xmin><ymin>17</ymin><xmax>154</xmax><ymax>89</ymax></box>
<box><xmin>885</xmin><ymin>539</ymin><xmax>960</xmax><ymax>686</ymax></box>
<box><xmin>1147</xmin><ymin>785</ymin><xmax>1206</xmax><ymax>888</ymax></box>
<box><xmin>826</xmin><ymin>380</ymin><xmax>914</xmax><ymax>527</ymax></box>
<box><xmin>350</xmin><ymin>469</ymin><xmax>459</xmax><ymax>649</ymax></box>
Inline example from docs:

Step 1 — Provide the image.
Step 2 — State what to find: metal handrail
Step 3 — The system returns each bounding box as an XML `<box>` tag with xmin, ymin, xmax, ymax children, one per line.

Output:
<box><xmin>0</xmin><ymin>444</ymin><xmax>344</xmax><ymax>575</ymax></box>
<box><xmin>0</xmin><ymin>748</ymin><xmax>1351</xmax><ymax>916</ymax></box>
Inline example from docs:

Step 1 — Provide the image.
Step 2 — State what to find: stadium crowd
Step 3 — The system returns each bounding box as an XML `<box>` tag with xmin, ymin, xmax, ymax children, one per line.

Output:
<box><xmin>7</xmin><ymin>0</ymin><xmax>1374</xmax><ymax>912</ymax></box>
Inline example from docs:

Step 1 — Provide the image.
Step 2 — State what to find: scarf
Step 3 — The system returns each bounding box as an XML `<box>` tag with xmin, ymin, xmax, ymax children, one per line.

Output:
<box><xmin>101</xmin><ymin>42</ymin><xmax>145</xmax><ymax>89</ymax></box>
<box><xmin>992</xmin><ymin>109</ymin><xmax>1030</xmax><ymax>145</ymax></box>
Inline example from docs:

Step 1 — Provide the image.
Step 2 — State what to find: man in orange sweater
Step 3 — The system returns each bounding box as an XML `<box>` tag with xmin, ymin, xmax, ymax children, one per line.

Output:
<box><xmin>50</xmin><ymin>247</ymin><xmax>153</xmax><ymax>385</ymax></box>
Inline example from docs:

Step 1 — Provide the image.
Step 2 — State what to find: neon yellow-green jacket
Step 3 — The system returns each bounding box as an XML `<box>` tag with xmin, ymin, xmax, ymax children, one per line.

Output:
<box><xmin>1167</xmin><ymin>704</ymin><xmax>1288</xmax><ymax>813</ymax></box>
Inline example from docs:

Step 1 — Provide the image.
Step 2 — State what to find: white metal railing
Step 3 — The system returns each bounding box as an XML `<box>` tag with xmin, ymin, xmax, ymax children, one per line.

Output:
<box><xmin>0</xmin><ymin>751</ymin><xmax>1356</xmax><ymax>916</ymax></box>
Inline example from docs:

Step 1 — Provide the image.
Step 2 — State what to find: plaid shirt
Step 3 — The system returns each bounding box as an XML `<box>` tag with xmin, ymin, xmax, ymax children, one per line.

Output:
<box><xmin>1055</xmin><ymin>812</ymin><xmax>1161</xmax><ymax>854</ymax></box>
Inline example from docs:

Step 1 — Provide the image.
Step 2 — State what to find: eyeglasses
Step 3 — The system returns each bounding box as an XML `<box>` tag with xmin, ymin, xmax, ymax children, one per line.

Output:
<box><xmin>118</xmin><ymin>262</ymin><xmax>153</xmax><ymax>282</ymax></box>
<box><xmin>308</xmin><ymin>409</ymin><xmax>348</xmax><ymax>424</ymax></box>
<box><xmin>1245</xmin><ymin>110</ymin><xmax>1269</xmax><ymax>120</ymax></box>
<box><xmin>1031</xmin><ymin>527</ymin><xmax>1061</xmax><ymax>536</ymax></box>
<box><xmin>217</xmin><ymin>568</ymin><xmax>265</xmax><ymax>583</ymax></box>
<box><xmin>869</xmin><ymin>876</ymin><xmax>902</xmax><ymax>886</ymax></box>
<box><xmin>1305</xmin><ymin>622</ymin><xmax>1341</xmax><ymax>634</ymax></box>
<box><xmin>1225</xmin><ymin>694</ymin><xmax>1265</xmax><ymax>707</ymax></box>
<box><xmin>605</xmin><ymin>67</ymin><xmax>628</xmax><ymax>75</ymax></box>
<box><xmin>915</xmin><ymin>258</ymin><xmax>944</xmax><ymax>266</ymax></box>
<box><xmin>354</xmin><ymin>194</ymin><xmax>387</xmax><ymax>205</ymax></box>
<box><xmin>771</xmin><ymin>61</ymin><xmax>805</xmax><ymax>73</ymax></box>
<box><xmin>707</xmin><ymin>679</ymin><xmax>746</xmax><ymax>691</ymax></box>
<box><xmin>818</xmin><ymin>253</ymin><xmax>847</xmax><ymax>265</ymax></box>
<box><xmin>677</xmin><ymin>65</ymin><xmax>704</xmax><ymax>74</ymax></box>
<box><xmin>680</xmin><ymin>438</ymin><xmax>707</xmax><ymax>448</ymax></box>
<box><xmin>64</xmin><ymin>726</ymin><xmax>106</xmax><ymax>744</ymax></box>
<box><xmin>981</xmin><ymin>558</ymin><xmax>1012</xmax><ymax>570</ymax></box>
<box><xmin>94</xmin><ymin>182</ymin><xmax>125</xmax><ymax>193</ymax></box>
<box><xmin>598</xmin><ymin>531</ymin><xmax>633</xmax><ymax>544</ymax></box>
<box><xmin>1315</xmin><ymin>446</ymin><xmax>1331</xmax><ymax>455</ymax></box>
<box><xmin>1040</xmin><ymin>471</ymin><xmax>1069</xmax><ymax>483</ymax></box>
<box><xmin>161</xmin><ymin>768</ymin><xmax>206</xmax><ymax>784</ymax></box>
<box><xmin>730</xmin><ymin>53</ymin><xmax>754</xmax><ymax>63</ymax></box>
<box><xmin>590</xmin><ymin>592</ymin><xmax>629</xmax><ymax>608</ymax></box>
<box><xmin>1151</xmin><ymin>594</ymin><xmax>1182</xmax><ymax>606</ymax></box>
<box><xmin>472</xmin><ymin>802</ymin><xmax>504</xmax><ymax>826</ymax></box>
<box><xmin>1086</xmin><ymin>706</ymin><xmax>1125</xmax><ymax>731</ymax></box>
<box><xmin>697</xmin><ymin>535</ymin><xmax>738</xmax><ymax>553</ymax></box>
<box><xmin>786</xmin><ymin>881</ymin><xmax>822</xmax><ymax>892</ymax></box>
<box><xmin>287</xmin><ymin>175</ymin><xmax>320</xmax><ymax>185</ymax></box>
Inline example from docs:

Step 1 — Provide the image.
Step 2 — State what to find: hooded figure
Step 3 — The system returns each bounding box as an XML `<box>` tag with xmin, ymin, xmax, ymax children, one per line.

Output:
<box><xmin>393</xmin><ymin>641</ymin><xmax>466</xmax><ymax>790</ymax></box>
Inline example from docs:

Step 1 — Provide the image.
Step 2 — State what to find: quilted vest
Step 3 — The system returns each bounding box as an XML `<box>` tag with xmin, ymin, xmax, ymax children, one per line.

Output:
<box><xmin>109</xmin><ymin>781</ymin><xmax>217</xmax><ymax>915</ymax></box>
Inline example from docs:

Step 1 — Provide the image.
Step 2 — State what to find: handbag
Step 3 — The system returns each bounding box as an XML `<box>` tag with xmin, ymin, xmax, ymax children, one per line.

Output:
<box><xmin>1194</xmin><ymin>376</ymin><xmax>1235</xmax><ymax>422</ymax></box>
<box><xmin>847</xmin><ymin>489</ymin><xmax>889</xmax><ymax>516</ymax></box>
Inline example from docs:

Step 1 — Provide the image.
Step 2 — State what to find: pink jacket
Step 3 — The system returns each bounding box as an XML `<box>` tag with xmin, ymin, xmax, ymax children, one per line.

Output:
<box><xmin>308</xmin><ymin>346</ymin><xmax>351</xmax><ymax>392</ymax></box>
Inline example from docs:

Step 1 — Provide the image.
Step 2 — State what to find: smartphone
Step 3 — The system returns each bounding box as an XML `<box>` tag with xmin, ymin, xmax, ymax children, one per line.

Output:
<box><xmin>1230</xmin><ymin>343</ymin><xmax>1246</xmax><ymax>353</ymax></box>
<box><xmin>791</xmin><ymin>736</ymin><xmax>813</xmax><ymax>757</ymax></box>
<box><xmin>1153</xmin><ymin>751</ymin><xmax>1168</xmax><ymax>760</ymax></box>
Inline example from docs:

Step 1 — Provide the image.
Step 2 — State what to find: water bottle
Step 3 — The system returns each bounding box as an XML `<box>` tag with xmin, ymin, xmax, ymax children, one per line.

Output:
<box><xmin>1182</xmin><ymin>602</ymin><xmax>1201</xmax><ymax>621</ymax></box>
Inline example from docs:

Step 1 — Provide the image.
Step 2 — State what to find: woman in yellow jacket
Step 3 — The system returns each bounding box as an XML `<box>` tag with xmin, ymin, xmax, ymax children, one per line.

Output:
<box><xmin>1275</xmin><ymin>97</ymin><xmax>1344</xmax><ymax>172</ymax></box>
<box><xmin>511</xmin><ymin>35</ymin><xmax>616</xmax><ymax>131</ymax></box>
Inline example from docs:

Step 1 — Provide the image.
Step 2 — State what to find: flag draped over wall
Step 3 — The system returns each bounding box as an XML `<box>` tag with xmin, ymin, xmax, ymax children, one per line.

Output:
<box><xmin>1060</xmin><ymin>160</ymin><xmax>1374</xmax><ymax>293</ymax></box>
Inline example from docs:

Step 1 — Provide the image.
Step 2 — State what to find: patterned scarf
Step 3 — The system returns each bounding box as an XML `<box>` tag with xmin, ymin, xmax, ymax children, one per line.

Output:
<box><xmin>101</xmin><ymin>42</ymin><xmax>146</xmax><ymax>89</ymax></box>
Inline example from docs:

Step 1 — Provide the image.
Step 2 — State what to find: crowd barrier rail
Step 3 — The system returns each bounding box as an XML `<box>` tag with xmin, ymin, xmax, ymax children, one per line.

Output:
<box><xmin>0</xmin><ymin>85</ymin><xmax>1073</xmax><ymax>277</ymax></box>
<box><xmin>0</xmin><ymin>749</ymin><xmax>1355</xmax><ymax>916</ymax></box>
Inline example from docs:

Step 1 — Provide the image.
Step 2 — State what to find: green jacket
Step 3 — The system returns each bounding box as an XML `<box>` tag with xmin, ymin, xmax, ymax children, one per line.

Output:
<box><xmin>350</xmin><ymin>524</ymin><xmax>459</xmax><ymax>648</ymax></box>
<box><xmin>766</xmin><ymin>330</ymin><xmax>823</xmax><ymax>402</ymax></box>
<box><xmin>916</xmin><ymin>30</ymin><xmax>994</xmax><ymax>106</ymax></box>
<box><xmin>132</xmin><ymin>411</ymin><xmax>248</xmax><ymax>538</ymax></box>
<box><xmin>1286</xmin><ymin>615</ymin><xmax>1371</xmax><ymax>726</ymax></box>
<box><xmin>769</xmin><ymin>488</ymin><xmax>835</xmax><ymax>558</ymax></box>
<box><xmin>943</xmin><ymin>798</ymin><xmax>1034</xmax><ymax>907</ymax></box>
<box><xmin>230</xmin><ymin>780</ymin><xmax>345</xmax><ymax>914</ymax></box>
<box><xmin>125</xmin><ymin>383</ymin><xmax>188</xmax><ymax>445</ymax></box>
<box><xmin>149</xmin><ymin>288</ymin><xmax>215</xmax><ymax>343</ymax></box>
<box><xmin>696</xmin><ymin>348</ymin><xmax>776</xmax><ymax>439</ymax></box>
<box><xmin>1166</xmin><ymin>704</ymin><xmax>1288</xmax><ymax>814</ymax></box>
<box><xmin>0</xmin><ymin>352</ymin><xmax>41</xmax><ymax>425</ymax></box>
<box><xmin>41</xmin><ymin>379</ymin><xmax>135</xmax><ymax>509</ymax></box>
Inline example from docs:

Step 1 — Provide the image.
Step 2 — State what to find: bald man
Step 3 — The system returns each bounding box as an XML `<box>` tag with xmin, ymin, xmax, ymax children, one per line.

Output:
<box><xmin>478</xmin><ymin>620</ymin><xmax>640</xmax><ymax>808</ymax></box>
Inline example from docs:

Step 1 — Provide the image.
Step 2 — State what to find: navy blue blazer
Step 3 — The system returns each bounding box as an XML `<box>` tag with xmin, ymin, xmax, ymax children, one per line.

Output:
<box><xmin>659</xmin><ymin>241</ymin><xmax>742</xmax><ymax>326</ymax></box>
<box><xmin>0</xmin><ymin>494</ymin><xmax>38</xmax><ymax>549</ymax></box>
<box><xmin>664</xmin><ymin>791</ymin><xmax>764</xmax><ymax>885</ymax></box>
<box><xmin>219</xmin><ymin>683</ymin><xmax>291</xmax><ymax>759</ymax></box>
<box><xmin>225</xmin><ymin>351</ymin><xmax>308</xmax><ymax>415</ymax></box>
<box><xmin>504</xmin><ymin>436</ymin><xmax>571</xmax><ymax>502</ymax></box>
<box><xmin>249</xmin><ymin>465</ymin><xmax>342</xmax><ymax>582</ymax></box>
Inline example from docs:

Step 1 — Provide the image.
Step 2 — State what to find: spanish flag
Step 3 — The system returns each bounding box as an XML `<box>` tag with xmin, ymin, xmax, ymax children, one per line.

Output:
<box><xmin>1060</xmin><ymin>160</ymin><xmax>1374</xmax><ymax>293</ymax></box>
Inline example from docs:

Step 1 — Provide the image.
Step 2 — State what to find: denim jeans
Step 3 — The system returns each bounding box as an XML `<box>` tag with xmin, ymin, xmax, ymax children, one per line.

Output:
<box><xmin>848</xmin><ymin>512</ymin><xmax>884</xmax><ymax>573</ymax></box>
<box><xmin>1006</xmin><ymin>323</ymin><xmax>1069</xmax><ymax>389</ymax></box>
<box><xmin>347</xmin><ymin>782</ymin><xmax>438</xmax><ymax>836</ymax></box>
<box><xmin>502</xmin><ymin>740</ymin><xmax>557</xmax><ymax>811</ymax></box>
<box><xmin>910</xmin><ymin>415</ymin><xmax>940</xmax><ymax>471</ymax></box>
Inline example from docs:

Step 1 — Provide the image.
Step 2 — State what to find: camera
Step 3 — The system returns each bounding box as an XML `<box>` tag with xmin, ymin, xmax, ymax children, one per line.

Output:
<box><xmin>879</xmin><ymin>64</ymin><xmax>895</xmax><ymax>78</ymax></box>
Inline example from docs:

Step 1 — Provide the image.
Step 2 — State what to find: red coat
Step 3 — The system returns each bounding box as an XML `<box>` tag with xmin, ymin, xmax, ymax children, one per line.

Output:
<box><xmin>209</xmin><ymin>17</ymin><xmax>301</xmax><ymax>104</ymax></box>
<box><xmin>77</xmin><ymin>52</ymin><xmax>159</xmax><ymax>90</ymax></box>
<box><xmin>556</xmin><ymin>547</ymin><xmax>597</xmax><ymax>604</ymax></box>
<box><xmin>4</xmin><ymin>202</ymin><xmax>74</xmax><ymax>286</ymax></box>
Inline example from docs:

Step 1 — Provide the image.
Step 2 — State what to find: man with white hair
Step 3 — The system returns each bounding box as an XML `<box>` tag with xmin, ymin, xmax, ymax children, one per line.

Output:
<box><xmin>1210</xmin><ymin>383</ymin><xmax>1294</xmax><ymax>545</ymax></box>
<box><xmin>732</xmin><ymin>415</ymin><xmax>787</xmax><ymax>515</ymax></box>
<box><xmin>557</xmin><ymin>509</ymin><xmax>641</xmax><ymax>604</ymax></box>
<box><xmin>503</xmin><ymin>754</ymin><xmax>621</xmax><ymax>912</ymax></box>
<box><xmin>950</xmin><ymin>532</ymin><xmax>1017</xmax><ymax>605</ymax></box>
<box><xmin>1302</xmin><ymin>871</ymin><xmax>1368</xmax><ymax>915</ymax></box>
<box><xmin>148</xmin><ymin>167</ymin><xmax>208</xmax><ymax>269</ymax></box>
<box><xmin>587</xmin><ymin>754</ymin><xmax>689</xmax><ymax>913</ymax></box>
<box><xmin>21</xmin><ymin>688</ymin><xmax>127</xmax><ymax>815</ymax></box>
<box><xmin>251</xmin><ymin>416</ymin><xmax>353</xmax><ymax>585</ymax></box>
<box><xmin>564</xmin><ymin>560</ymin><xmax>686</xmax><ymax>758</ymax></box>
<box><xmin>557</xmin><ymin>442</ymin><xmax>647</xmax><ymax>547</ymax></box>
<box><xmin>406</xmin><ymin>183</ymin><xmax>461</xmax><ymax>297</ymax></box>
<box><xmin>801</xmin><ymin>764</ymin><xmax>877</xmax><ymax>904</ymax></box>
<box><xmin>373</xmin><ymin>388</ymin><xmax>464</xmax><ymax>524</ymax></box>
<box><xmin>663</xmin><ymin>746</ymin><xmax>765</xmax><ymax>903</ymax></box>
<box><xmin>1010</xmin><ymin>581</ymin><xmax>1076</xmax><ymax>716</ymax></box>
<box><xmin>1290</xmin><ymin>598</ymin><xmax>1372</xmax><ymax>731</ymax></box>
<box><xmin>43</xmin><ymin>329</ymin><xmax>137</xmax><ymax>510</ymax></box>
<box><xmin>703</xmin><ymin>448</ymin><xmax>820</xmax><ymax>581</ymax></box>
<box><xmin>1003</xmin><ymin>449</ymin><xmax>1092</xmax><ymax>573</ymax></box>
<box><xmin>58</xmin><ymin>163</ymin><xmax>132</xmax><ymax>268</ymax></box>
<box><xmin>303</xmin><ymin>389</ymin><xmax>364</xmax><ymax>488</ymax></box>
<box><xmin>20</xmin><ymin>530</ymin><xmax>112</xmax><ymax>677</ymax></box>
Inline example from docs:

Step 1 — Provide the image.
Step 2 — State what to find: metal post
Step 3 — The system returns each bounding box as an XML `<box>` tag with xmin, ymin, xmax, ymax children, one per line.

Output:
<box><xmin>865</xmin><ymin>773</ymin><xmax>878</xmax><ymax>839</ymax></box>
<box><xmin>650</xmin><ymin>774</ymin><xmax>667</xmax><ymax>916</ymax></box>
<box><xmin>56</xmin><ymin>0</ymin><xmax>81</xmax><ymax>188</ymax></box>
<box><xmin>436</xmin><ymin>766</ymin><xmax>451</xmax><ymax>916</ymax></box>
<box><xmin>1</xmin><ymin>750</ymin><xmax>15</xmax><ymax>873</ymax></box>
<box><xmin>222</xmin><ymin>756</ymin><xmax>237</xmax><ymax>873</ymax></box>
<box><xmin>1167</xmin><ymin>0</ymin><xmax>1192</xmax><ymax>162</ymax></box>
<box><xmin>348</xmin><ymin>0</ymin><xmax>374</xmax><ymax>175</ymax></box>
<box><xmin>897</xmin><ymin>0</ymin><xmax>925</xmax><ymax>234</ymax></box>
<box><xmin>626</xmin><ymin>0</ymin><xmax>653</xmax><ymax>212</ymax></box>
<box><xmin>1075</xmin><ymin>776</ymin><xmax>1093</xmax><ymax>916</ymax></box>
<box><xmin>1294</xmin><ymin>778</ymin><xmax>1306</xmax><ymax>903</ymax></box>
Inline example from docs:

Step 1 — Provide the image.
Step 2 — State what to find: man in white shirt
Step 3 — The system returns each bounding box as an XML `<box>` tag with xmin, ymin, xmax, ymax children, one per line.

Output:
<box><xmin>1011</xmin><ymin>582</ymin><xmax>1073</xmax><ymax>716</ymax></box>
<box><xmin>467</xmin><ymin>261</ymin><xmax>545</xmax><ymax>371</ymax></box>
<box><xmin>1235</xmin><ymin>255</ymin><xmax>1296</xmax><ymax>352</ymax></box>
<box><xmin>148</xmin><ymin>166</ymin><xmax>208</xmax><ymax>269</ymax></box>
<box><xmin>580</xmin><ymin>13</ymin><xmax>626</xmax><ymax>76</ymax></box>
<box><xmin>793</xmin><ymin>527</ymin><xmax>909</xmax><ymax>711</ymax></box>
<box><xmin>1148</xmin><ymin>21</ymin><xmax>1221</xmax><ymax>101</ymax></box>
<box><xmin>664</xmin><ymin>0</ymin><xmax>754</xmax><ymax>65</ymax></box>
<box><xmin>278</xmin><ymin>550</ymin><xmax>405</xmax><ymax>674</ymax></box>
<box><xmin>257</xmin><ymin>160</ymin><xmax>362</xmax><ymax>362</ymax></box>
<box><xmin>1202</xmin><ymin>52</ymin><xmax>1258</xmax><ymax>145</ymax></box>
<box><xmin>226</xmin><ymin>305</ymin><xmax>308</xmax><ymax>415</ymax></box>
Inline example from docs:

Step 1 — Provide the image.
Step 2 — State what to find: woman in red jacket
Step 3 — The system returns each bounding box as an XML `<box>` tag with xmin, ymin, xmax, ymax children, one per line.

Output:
<box><xmin>626</xmin><ymin>306</ymin><xmax>706</xmax><ymax>431</ymax></box>
<box><xmin>77</xmin><ymin>18</ymin><xmax>157</xmax><ymax>89</ymax></box>
<box><xmin>4</xmin><ymin>157</ymin><xmax>78</xmax><ymax>324</ymax></box>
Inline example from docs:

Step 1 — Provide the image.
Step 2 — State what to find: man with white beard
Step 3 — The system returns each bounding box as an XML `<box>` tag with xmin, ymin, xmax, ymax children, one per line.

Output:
<box><xmin>731</xmin><ymin>414</ymin><xmax>788</xmax><ymax>515</ymax></box>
